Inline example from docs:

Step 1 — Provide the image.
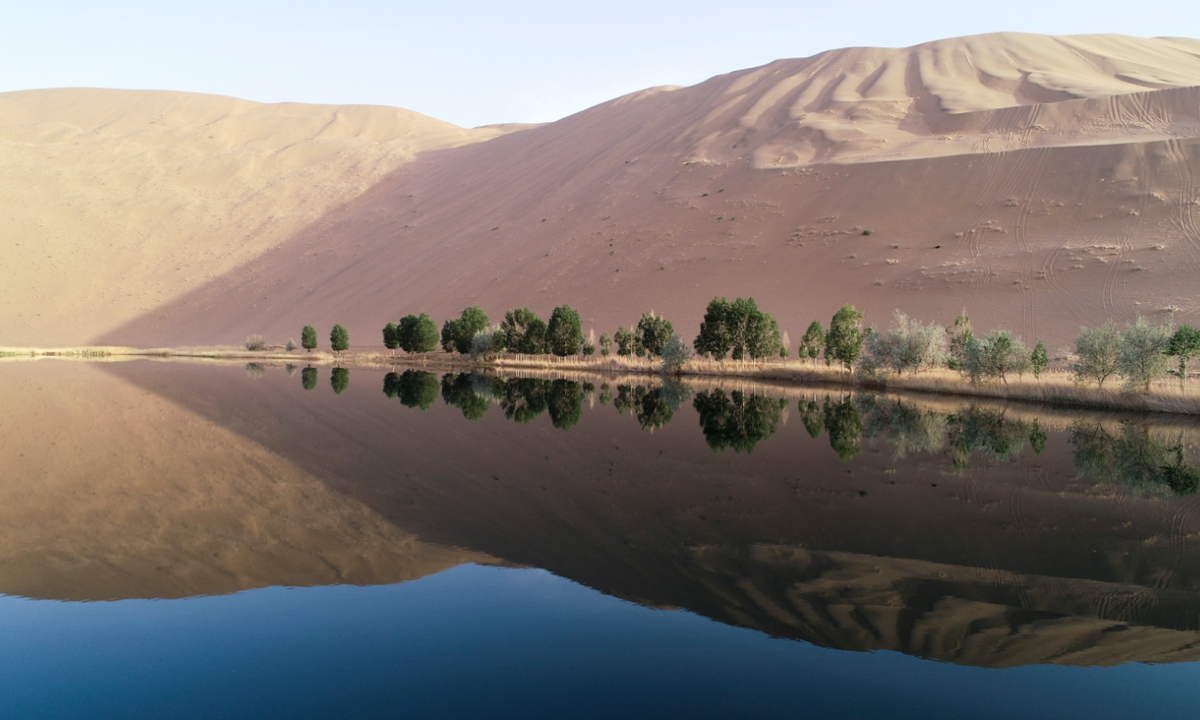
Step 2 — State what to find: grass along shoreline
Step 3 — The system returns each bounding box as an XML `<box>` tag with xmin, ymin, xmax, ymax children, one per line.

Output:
<box><xmin>5</xmin><ymin>345</ymin><xmax>1200</xmax><ymax>416</ymax></box>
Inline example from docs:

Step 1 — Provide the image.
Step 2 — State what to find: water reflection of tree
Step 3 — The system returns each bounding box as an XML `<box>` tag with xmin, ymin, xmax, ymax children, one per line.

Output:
<box><xmin>383</xmin><ymin>370</ymin><xmax>437</xmax><ymax>409</ymax></box>
<box><xmin>499</xmin><ymin>378</ymin><xmax>550</xmax><ymax>424</ymax></box>
<box><xmin>1071</xmin><ymin>420</ymin><xmax>1199</xmax><ymax>496</ymax></box>
<box><xmin>693</xmin><ymin>390</ymin><xmax>785</xmax><ymax>453</ymax></box>
<box><xmin>330</xmin><ymin>367</ymin><xmax>349</xmax><ymax>395</ymax></box>
<box><xmin>613</xmin><ymin>384</ymin><xmax>685</xmax><ymax>431</ymax></box>
<box><xmin>798</xmin><ymin>400</ymin><xmax>824</xmax><ymax>439</ymax></box>
<box><xmin>301</xmin><ymin>367</ymin><xmax>317</xmax><ymax>391</ymax></box>
<box><xmin>440</xmin><ymin>373</ymin><xmax>490</xmax><ymax>420</ymax></box>
<box><xmin>823</xmin><ymin>396</ymin><xmax>863</xmax><ymax>461</ymax></box>
<box><xmin>947</xmin><ymin>406</ymin><xmax>1039</xmax><ymax>466</ymax></box>
<box><xmin>547</xmin><ymin>379</ymin><xmax>583</xmax><ymax>430</ymax></box>
<box><xmin>857</xmin><ymin>395</ymin><xmax>946</xmax><ymax>458</ymax></box>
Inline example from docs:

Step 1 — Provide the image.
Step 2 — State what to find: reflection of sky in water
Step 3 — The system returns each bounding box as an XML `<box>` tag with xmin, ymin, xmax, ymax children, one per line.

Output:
<box><xmin>2</xmin><ymin>564</ymin><xmax>1198</xmax><ymax>720</ymax></box>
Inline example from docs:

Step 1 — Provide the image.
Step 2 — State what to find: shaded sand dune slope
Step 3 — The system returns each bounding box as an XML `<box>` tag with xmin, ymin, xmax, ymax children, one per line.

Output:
<box><xmin>99</xmin><ymin>34</ymin><xmax>1200</xmax><ymax>350</ymax></box>
<box><xmin>0</xmin><ymin>89</ymin><xmax>511</xmax><ymax>345</ymax></box>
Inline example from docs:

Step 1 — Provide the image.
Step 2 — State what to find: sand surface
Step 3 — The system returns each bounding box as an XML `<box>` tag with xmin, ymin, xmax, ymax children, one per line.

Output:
<box><xmin>57</xmin><ymin>33</ymin><xmax>1195</xmax><ymax>352</ymax></box>
<box><xmin>0</xmin><ymin>89</ymin><xmax>509</xmax><ymax>346</ymax></box>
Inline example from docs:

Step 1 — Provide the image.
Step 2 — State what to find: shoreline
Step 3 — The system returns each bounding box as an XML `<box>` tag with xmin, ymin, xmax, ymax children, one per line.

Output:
<box><xmin>4</xmin><ymin>345</ymin><xmax>1200</xmax><ymax>416</ymax></box>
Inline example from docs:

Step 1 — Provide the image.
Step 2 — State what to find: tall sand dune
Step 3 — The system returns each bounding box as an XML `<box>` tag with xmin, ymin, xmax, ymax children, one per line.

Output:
<box><xmin>0</xmin><ymin>89</ymin><xmax>509</xmax><ymax>345</ymax></box>
<box><xmin>2</xmin><ymin>34</ymin><xmax>1200</xmax><ymax>349</ymax></box>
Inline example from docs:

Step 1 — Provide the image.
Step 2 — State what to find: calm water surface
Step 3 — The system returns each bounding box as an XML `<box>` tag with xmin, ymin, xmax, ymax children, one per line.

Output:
<box><xmin>1</xmin><ymin>359</ymin><xmax>1199</xmax><ymax>718</ymax></box>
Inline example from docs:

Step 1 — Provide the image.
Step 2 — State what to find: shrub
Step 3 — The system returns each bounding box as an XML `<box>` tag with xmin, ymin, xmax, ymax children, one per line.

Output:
<box><xmin>1117</xmin><ymin>316</ymin><xmax>1173</xmax><ymax>392</ymax></box>
<box><xmin>825</xmin><ymin>305</ymin><xmax>865</xmax><ymax>373</ymax></box>
<box><xmin>245</xmin><ymin>334</ymin><xmax>266</xmax><ymax>351</ymax></box>
<box><xmin>469</xmin><ymin>325</ymin><xmax>506</xmax><ymax>360</ymax></box>
<box><xmin>330</xmin><ymin>324</ymin><xmax>349</xmax><ymax>354</ymax></box>
<box><xmin>1073</xmin><ymin>323</ymin><xmax>1120</xmax><ymax>388</ymax></box>
<box><xmin>659</xmin><ymin>334</ymin><xmax>694</xmax><ymax>375</ymax></box>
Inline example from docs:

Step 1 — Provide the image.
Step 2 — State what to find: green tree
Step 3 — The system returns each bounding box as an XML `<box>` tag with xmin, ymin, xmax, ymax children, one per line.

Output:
<box><xmin>635</xmin><ymin>312</ymin><xmax>674</xmax><ymax>356</ymax></box>
<box><xmin>301</xmin><ymin>325</ymin><xmax>318</xmax><ymax>352</ymax></box>
<box><xmin>547</xmin><ymin>305</ymin><xmax>584</xmax><ymax>357</ymax></box>
<box><xmin>440</xmin><ymin>319</ymin><xmax>458</xmax><ymax>353</ymax></box>
<box><xmin>798</xmin><ymin>321</ymin><xmax>825</xmax><ymax>367</ymax></box>
<box><xmin>946</xmin><ymin>314</ymin><xmax>973</xmax><ymax>371</ymax></box>
<box><xmin>330</xmin><ymin>367</ymin><xmax>349</xmax><ymax>394</ymax></box>
<box><xmin>694</xmin><ymin>298</ymin><xmax>733</xmax><ymax>360</ymax></box>
<box><xmin>1031</xmin><ymin>341</ymin><xmax>1049</xmax><ymax>379</ymax></box>
<box><xmin>383</xmin><ymin>323</ymin><xmax>399</xmax><ymax>354</ymax></box>
<box><xmin>599</xmin><ymin>332</ymin><xmax>613</xmax><ymax>356</ymax></box>
<box><xmin>961</xmin><ymin>331</ymin><xmax>1031</xmax><ymax>384</ymax></box>
<box><xmin>1167</xmin><ymin>325</ymin><xmax>1200</xmax><ymax>385</ymax></box>
<box><xmin>500</xmin><ymin>309</ymin><xmax>543</xmax><ymax>354</ymax></box>
<box><xmin>301</xmin><ymin>366</ymin><xmax>317</xmax><ymax>391</ymax></box>
<box><xmin>1073</xmin><ymin>323</ymin><xmax>1121</xmax><ymax>388</ymax></box>
<box><xmin>614</xmin><ymin>326</ymin><xmax>636</xmax><ymax>356</ymax></box>
<box><xmin>407</xmin><ymin>313</ymin><xmax>440</xmax><ymax>354</ymax></box>
<box><xmin>825</xmin><ymin>305</ymin><xmax>865</xmax><ymax>373</ymax></box>
<box><xmin>1117</xmin><ymin>317</ymin><xmax>1173</xmax><ymax>393</ymax></box>
<box><xmin>330</xmin><ymin>324</ymin><xmax>349</xmax><ymax>354</ymax></box>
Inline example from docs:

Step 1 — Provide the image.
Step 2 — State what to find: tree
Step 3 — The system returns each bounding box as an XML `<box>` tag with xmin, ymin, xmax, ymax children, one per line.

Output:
<box><xmin>399</xmin><ymin>313</ymin><xmax>439</xmax><ymax>355</ymax></box>
<box><xmin>946</xmin><ymin>314</ymin><xmax>973</xmax><ymax>370</ymax></box>
<box><xmin>547</xmin><ymin>305</ymin><xmax>584</xmax><ymax>357</ymax></box>
<box><xmin>961</xmin><ymin>331</ymin><xmax>1031</xmax><ymax>384</ymax></box>
<box><xmin>500</xmin><ymin>308</ymin><xmax>543</xmax><ymax>354</ymax></box>
<box><xmin>301</xmin><ymin>325</ymin><xmax>317</xmax><ymax>352</ymax></box>
<box><xmin>825</xmin><ymin>304</ymin><xmax>865</xmax><ymax>373</ymax></box>
<box><xmin>469</xmin><ymin>326</ymin><xmax>506</xmax><ymax>360</ymax></box>
<box><xmin>614</xmin><ymin>326</ymin><xmax>636</xmax><ymax>356</ymax></box>
<box><xmin>1117</xmin><ymin>316</ymin><xmax>1173</xmax><ymax>393</ymax></box>
<box><xmin>1167</xmin><ymin>325</ymin><xmax>1200</xmax><ymax>385</ymax></box>
<box><xmin>1031</xmin><ymin>341</ymin><xmax>1049</xmax><ymax>379</ymax></box>
<box><xmin>382</xmin><ymin>323</ymin><xmax>399</xmax><ymax>354</ymax></box>
<box><xmin>694</xmin><ymin>298</ymin><xmax>733</xmax><ymax>360</ymax></box>
<box><xmin>799</xmin><ymin>321</ymin><xmax>825</xmax><ymax>367</ymax></box>
<box><xmin>441</xmin><ymin>319</ymin><xmax>458</xmax><ymax>353</ymax></box>
<box><xmin>330</xmin><ymin>367</ymin><xmax>349</xmax><ymax>394</ymax></box>
<box><xmin>330</xmin><ymin>324</ymin><xmax>349</xmax><ymax>354</ymax></box>
<box><xmin>599</xmin><ymin>332</ymin><xmax>613</xmax><ymax>357</ymax></box>
<box><xmin>1073</xmin><ymin>323</ymin><xmax>1121</xmax><ymax>388</ymax></box>
<box><xmin>659</xmin><ymin>334</ymin><xmax>694</xmax><ymax>375</ymax></box>
<box><xmin>301</xmin><ymin>366</ymin><xmax>318</xmax><ymax>391</ymax></box>
<box><xmin>635</xmin><ymin>312</ymin><xmax>674</xmax><ymax>356</ymax></box>
<box><xmin>859</xmin><ymin>311</ymin><xmax>948</xmax><ymax>378</ymax></box>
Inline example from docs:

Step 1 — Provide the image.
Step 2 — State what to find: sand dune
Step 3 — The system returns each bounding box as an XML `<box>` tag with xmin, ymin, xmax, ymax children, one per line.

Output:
<box><xmin>3</xmin><ymin>33</ymin><xmax>1200</xmax><ymax>350</ymax></box>
<box><xmin>0</xmin><ymin>89</ymin><xmax>509</xmax><ymax>346</ymax></box>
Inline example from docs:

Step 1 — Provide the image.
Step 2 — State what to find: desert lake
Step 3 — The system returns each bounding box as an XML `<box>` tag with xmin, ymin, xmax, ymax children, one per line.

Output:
<box><xmin>2</xmin><ymin>359</ymin><xmax>1199</xmax><ymax>718</ymax></box>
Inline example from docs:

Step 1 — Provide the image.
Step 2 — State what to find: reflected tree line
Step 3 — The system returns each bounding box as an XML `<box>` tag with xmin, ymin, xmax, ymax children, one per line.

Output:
<box><xmin>290</xmin><ymin>366</ymin><xmax>1200</xmax><ymax>496</ymax></box>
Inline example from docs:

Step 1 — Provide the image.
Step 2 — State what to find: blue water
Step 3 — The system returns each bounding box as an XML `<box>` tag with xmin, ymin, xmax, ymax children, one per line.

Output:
<box><xmin>1</xmin><ymin>564</ymin><xmax>1196</xmax><ymax>720</ymax></box>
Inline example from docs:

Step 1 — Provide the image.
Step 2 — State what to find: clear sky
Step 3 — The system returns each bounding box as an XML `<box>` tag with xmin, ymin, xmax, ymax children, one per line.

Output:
<box><xmin>3</xmin><ymin>0</ymin><xmax>1197</xmax><ymax>127</ymax></box>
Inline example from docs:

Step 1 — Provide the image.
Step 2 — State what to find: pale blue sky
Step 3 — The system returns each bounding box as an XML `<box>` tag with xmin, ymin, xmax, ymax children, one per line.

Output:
<box><xmin>3</xmin><ymin>1</ymin><xmax>1197</xmax><ymax>127</ymax></box>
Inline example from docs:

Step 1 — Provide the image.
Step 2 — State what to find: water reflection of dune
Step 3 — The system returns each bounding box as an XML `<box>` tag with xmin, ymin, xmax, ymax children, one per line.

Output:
<box><xmin>8</xmin><ymin>359</ymin><xmax>1200</xmax><ymax>667</ymax></box>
